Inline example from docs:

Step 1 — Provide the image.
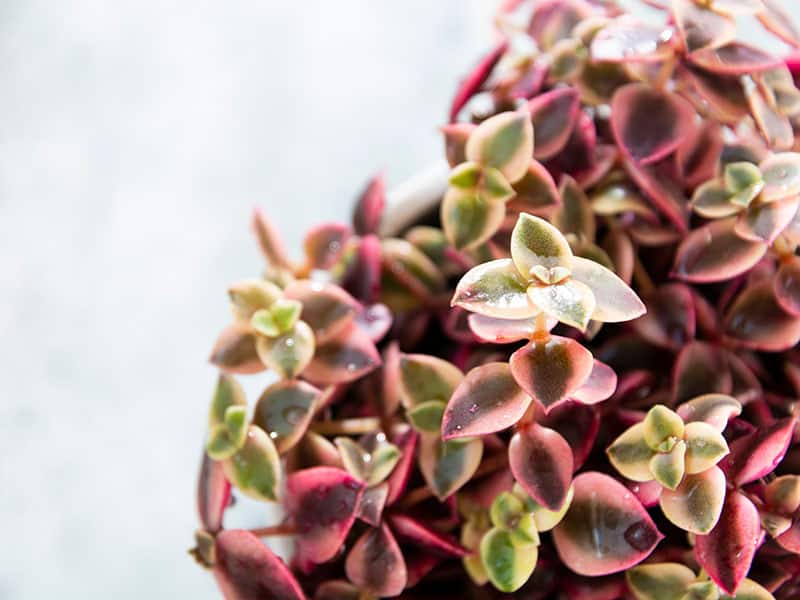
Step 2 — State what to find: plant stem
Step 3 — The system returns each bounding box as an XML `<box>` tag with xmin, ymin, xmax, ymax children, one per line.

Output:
<box><xmin>632</xmin><ymin>254</ymin><xmax>655</xmax><ymax>297</ymax></box>
<box><xmin>310</xmin><ymin>417</ymin><xmax>382</xmax><ymax>436</ymax></box>
<box><xmin>249</xmin><ymin>523</ymin><xmax>296</xmax><ymax>537</ymax></box>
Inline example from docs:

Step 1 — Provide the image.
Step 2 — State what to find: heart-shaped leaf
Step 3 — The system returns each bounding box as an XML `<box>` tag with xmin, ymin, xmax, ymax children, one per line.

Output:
<box><xmin>689</xmin><ymin>43</ymin><xmax>782</xmax><ymax>76</ymax></box>
<box><xmin>449</xmin><ymin>40</ymin><xmax>507</xmax><ymax>122</ymax></box>
<box><xmin>466</xmin><ymin>111</ymin><xmax>534</xmax><ymax>183</ymax></box>
<box><xmin>355</xmin><ymin>483</ymin><xmax>388</xmax><ymax>527</ymax></box>
<box><xmin>528</xmin><ymin>88</ymin><xmax>580</xmax><ymax>161</ymax></box>
<box><xmin>552</xmin><ymin>472</ymin><xmax>663</xmax><ymax>576</ymax></box>
<box><xmin>673</xmin><ymin>0</ymin><xmax>737</xmax><ymax>52</ymax></box>
<box><xmin>398</xmin><ymin>353</ymin><xmax>463</xmax><ymax>409</ymax></box>
<box><xmin>418</xmin><ymin>434</ymin><xmax>483</xmax><ymax>500</ymax></box>
<box><xmin>345</xmin><ymin>524</ymin><xmax>407</xmax><ymax>598</ymax></box>
<box><xmin>197</xmin><ymin>453</ymin><xmax>231</xmax><ymax>534</ymax></box>
<box><xmin>509</xmin><ymin>335</ymin><xmax>594</xmax><ymax>412</ymax></box>
<box><xmin>441</xmin><ymin>186</ymin><xmax>508</xmax><ymax>250</ymax></box>
<box><xmin>607</xmin><ymin>423</ymin><xmax>657</xmax><ymax>482</ymax></box>
<box><xmin>527</xmin><ymin>278</ymin><xmax>596</xmax><ymax>331</ymax></box>
<box><xmin>511</xmin><ymin>213</ymin><xmax>573</xmax><ymax>276</ymax></box>
<box><xmin>672</xmin><ymin>343</ymin><xmax>733</xmax><ymax>405</ymax></box>
<box><xmin>695</xmin><ymin>491</ymin><xmax>760</xmax><ymax>594</ymax></box>
<box><xmin>722</xmin><ymin>417</ymin><xmax>796</xmax><ymax>486</ymax></box>
<box><xmin>659</xmin><ymin>465</ymin><xmax>726</xmax><ymax>534</ymax></box>
<box><xmin>775</xmin><ymin>256</ymin><xmax>800</xmax><ymax>316</ymax></box>
<box><xmin>570</xmin><ymin>255</ymin><xmax>645</xmax><ymax>323</ymax></box>
<box><xmin>283</xmin><ymin>281</ymin><xmax>361</xmax><ymax>345</ymax></box>
<box><xmin>252</xmin><ymin>380</ymin><xmax>320</xmax><ymax>454</ymax></box>
<box><xmin>286</xmin><ymin>467</ymin><xmax>365</xmax><ymax>564</ymax></box>
<box><xmin>452</xmin><ymin>259</ymin><xmax>537</xmax><ymax>319</ymax></box>
<box><xmin>353</xmin><ymin>173</ymin><xmax>385</xmax><ymax>235</ymax></box>
<box><xmin>625</xmin><ymin>562</ymin><xmax>696</xmax><ymax>600</ymax></box>
<box><xmin>222</xmin><ymin>426</ymin><xmax>282</xmax><ymax>503</ymax></box>
<box><xmin>673</xmin><ymin>218</ymin><xmax>767</xmax><ymax>283</ymax></box>
<box><xmin>302</xmin><ymin>323</ymin><xmax>380</xmax><ymax>385</ymax></box>
<box><xmin>725</xmin><ymin>281</ymin><xmax>800</xmax><ymax>351</ymax></box>
<box><xmin>210</xmin><ymin>324</ymin><xmax>265</xmax><ymax>375</ymax></box>
<box><xmin>611</xmin><ymin>84</ymin><xmax>695</xmax><ymax>165</ymax></box>
<box><xmin>510</xmin><ymin>423</ymin><xmax>574</xmax><ymax>511</ymax></box>
<box><xmin>388</xmin><ymin>514</ymin><xmax>469</xmax><ymax>558</ymax></box>
<box><xmin>480</xmin><ymin>527</ymin><xmax>538</xmax><ymax>593</ymax></box>
<box><xmin>442</xmin><ymin>362</ymin><xmax>531</xmax><ymax>440</ymax></box>
<box><xmin>304</xmin><ymin>223</ymin><xmax>350</xmax><ymax>271</ymax></box>
<box><xmin>213</xmin><ymin>529</ymin><xmax>306</xmax><ymax>600</ymax></box>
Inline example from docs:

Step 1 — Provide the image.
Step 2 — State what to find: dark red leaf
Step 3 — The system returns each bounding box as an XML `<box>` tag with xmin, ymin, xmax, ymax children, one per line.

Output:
<box><xmin>386</xmin><ymin>426</ymin><xmax>419</xmax><ymax>505</ymax></box>
<box><xmin>672</xmin><ymin>341</ymin><xmax>732</xmax><ymax>405</ymax></box>
<box><xmin>449</xmin><ymin>40</ymin><xmax>508</xmax><ymax>122</ymax></box>
<box><xmin>355</xmin><ymin>483</ymin><xmax>389</xmax><ymax>527</ymax></box>
<box><xmin>528</xmin><ymin>88</ymin><xmax>581</xmax><ymax>161</ymax></box>
<box><xmin>695</xmin><ymin>491</ymin><xmax>760</xmax><ymax>594</ymax></box>
<box><xmin>345</xmin><ymin>524</ymin><xmax>407</xmax><ymax>597</ymax></box>
<box><xmin>538</xmin><ymin>401</ymin><xmax>599</xmax><ymax>470</ymax></box>
<box><xmin>214</xmin><ymin>529</ymin><xmax>306</xmax><ymax>600</ymax></box>
<box><xmin>303</xmin><ymin>323</ymin><xmax>381</xmax><ymax>385</ymax></box>
<box><xmin>722</xmin><ymin>417</ymin><xmax>796</xmax><ymax>486</ymax></box>
<box><xmin>624</xmin><ymin>160</ymin><xmax>689</xmax><ymax>232</ymax></box>
<box><xmin>775</xmin><ymin>256</ymin><xmax>800</xmax><ymax>316</ymax></box>
<box><xmin>197</xmin><ymin>452</ymin><xmax>230</xmax><ymax>534</ymax></box>
<box><xmin>388</xmin><ymin>514</ymin><xmax>470</xmax><ymax>558</ymax></box>
<box><xmin>724</xmin><ymin>280</ymin><xmax>800</xmax><ymax>351</ymax></box>
<box><xmin>510</xmin><ymin>423</ymin><xmax>574</xmax><ymax>511</ymax></box>
<box><xmin>353</xmin><ymin>173</ymin><xmax>385</xmax><ymax>236</ymax></box>
<box><xmin>633</xmin><ymin>284</ymin><xmax>696</xmax><ymax>351</ymax></box>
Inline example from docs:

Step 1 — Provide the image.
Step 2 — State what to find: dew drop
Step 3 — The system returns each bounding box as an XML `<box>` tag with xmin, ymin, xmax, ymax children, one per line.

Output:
<box><xmin>468</xmin><ymin>403</ymin><xmax>479</xmax><ymax>415</ymax></box>
<box><xmin>624</xmin><ymin>520</ymin><xmax>657</xmax><ymax>552</ymax></box>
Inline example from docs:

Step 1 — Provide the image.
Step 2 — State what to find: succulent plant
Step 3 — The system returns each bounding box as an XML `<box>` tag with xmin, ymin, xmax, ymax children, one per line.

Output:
<box><xmin>192</xmin><ymin>0</ymin><xmax>800</xmax><ymax>598</ymax></box>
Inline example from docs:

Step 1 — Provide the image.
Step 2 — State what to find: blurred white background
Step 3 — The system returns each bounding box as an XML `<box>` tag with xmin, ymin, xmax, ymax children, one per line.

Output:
<box><xmin>0</xmin><ymin>0</ymin><xmax>788</xmax><ymax>598</ymax></box>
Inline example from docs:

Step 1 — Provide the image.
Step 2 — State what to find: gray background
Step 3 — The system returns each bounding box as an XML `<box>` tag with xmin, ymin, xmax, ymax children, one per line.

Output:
<box><xmin>0</xmin><ymin>1</ymin><xmax>788</xmax><ymax>598</ymax></box>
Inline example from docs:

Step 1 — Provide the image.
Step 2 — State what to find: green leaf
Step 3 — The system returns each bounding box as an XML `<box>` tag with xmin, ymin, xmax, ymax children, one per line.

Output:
<box><xmin>510</xmin><ymin>213</ymin><xmax>573</xmax><ymax>276</ymax></box>
<box><xmin>692</xmin><ymin>180</ymin><xmax>740</xmax><ymax>218</ymax></box>
<box><xmin>223</xmin><ymin>405</ymin><xmax>248</xmax><ymax>448</ymax></box>
<box><xmin>407</xmin><ymin>400</ymin><xmax>447</xmax><ymax>433</ymax></box>
<box><xmin>252</xmin><ymin>380</ymin><xmax>320</xmax><ymax>453</ymax></box>
<box><xmin>209</xmin><ymin>373</ymin><xmax>247</xmax><ymax>428</ymax></box>
<box><xmin>269</xmin><ymin>299</ymin><xmax>302</xmax><ymax>333</ymax></box>
<box><xmin>684</xmin><ymin>421</ymin><xmax>729</xmax><ymax>474</ymax></box>
<box><xmin>254</xmin><ymin>321</ymin><xmax>316</xmax><ymax>379</ymax></box>
<box><xmin>527</xmin><ymin>278</ymin><xmax>596</xmax><ymax>331</ymax></box>
<box><xmin>509</xmin><ymin>513</ymin><xmax>540</xmax><ymax>548</ymax></box>
<box><xmin>251</xmin><ymin>308</ymin><xmax>281</xmax><ymax>338</ymax></box>
<box><xmin>452</xmin><ymin>258</ymin><xmax>538</xmax><ymax>319</ymax></box>
<box><xmin>418</xmin><ymin>434</ymin><xmax>482</xmax><ymax>500</ymax></box>
<box><xmin>719</xmin><ymin>578</ymin><xmax>774</xmax><ymax>600</ymax></box>
<box><xmin>490</xmin><ymin>491</ymin><xmax>525</xmax><ymax>531</ymax></box>
<box><xmin>659</xmin><ymin>466</ymin><xmax>726</xmax><ymax>534</ymax></box>
<box><xmin>335</xmin><ymin>437</ymin><xmax>401</xmax><ymax>487</ymax></box>
<box><xmin>724</xmin><ymin>161</ymin><xmax>764</xmax><ymax>194</ymax></box>
<box><xmin>649</xmin><ymin>440</ymin><xmax>687</xmax><ymax>490</ymax></box>
<box><xmin>441</xmin><ymin>186</ymin><xmax>507</xmax><ymax>250</ymax></box>
<box><xmin>228</xmin><ymin>278</ymin><xmax>283</xmax><ymax>321</ymax></box>
<box><xmin>607</xmin><ymin>423</ymin><xmax>657</xmax><ymax>482</ymax></box>
<box><xmin>480</xmin><ymin>527</ymin><xmax>538</xmax><ymax>593</ymax></box>
<box><xmin>466</xmin><ymin>111</ymin><xmax>534</xmax><ymax>183</ymax></box>
<box><xmin>398</xmin><ymin>354</ymin><xmax>463</xmax><ymax>409</ymax></box>
<box><xmin>206</xmin><ymin>423</ymin><xmax>240</xmax><ymax>460</ymax></box>
<box><xmin>625</xmin><ymin>562</ymin><xmax>695</xmax><ymax>600</ymax></box>
<box><xmin>222</xmin><ymin>425</ymin><xmax>282</xmax><ymax>502</ymax></box>
<box><xmin>643</xmin><ymin>405</ymin><xmax>685</xmax><ymax>451</ymax></box>
<box><xmin>512</xmin><ymin>483</ymin><xmax>573</xmax><ymax>532</ymax></box>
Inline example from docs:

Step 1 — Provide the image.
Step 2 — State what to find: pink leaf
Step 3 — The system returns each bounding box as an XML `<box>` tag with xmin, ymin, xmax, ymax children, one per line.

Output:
<box><xmin>538</xmin><ymin>401</ymin><xmax>599</xmax><ymax>470</ymax></box>
<box><xmin>449</xmin><ymin>40</ymin><xmax>508</xmax><ymax>122</ymax></box>
<box><xmin>672</xmin><ymin>218</ymin><xmax>767</xmax><ymax>283</ymax></box>
<box><xmin>304</xmin><ymin>223</ymin><xmax>351</xmax><ymax>271</ymax></box>
<box><xmin>509</xmin><ymin>335</ymin><xmax>594</xmax><ymax>412</ymax></box>
<box><xmin>209</xmin><ymin>324</ymin><xmax>265</xmax><ymax>375</ymax></box>
<box><xmin>442</xmin><ymin>122</ymin><xmax>475</xmax><ymax>167</ymax></box>
<box><xmin>388</xmin><ymin>514</ymin><xmax>470</xmax><ymax>558</ymax></box>
<box><xmin>633</xmin><ymin>284</ymin><xmax>696</xmax><ymax>351</ymax></box>
<box><xmin>214</xmin><ymin>529</ymin><xmax>306</xmax><ymax>600</ymax></box>
<box><xmin>355</xmin><ymin>303</ymin><xmax>393</xmax><ymax>343</ymax></box>
<box><xmin>345</xmin><ymin>524</ymin><xmax>407</xmax><ymax>598</ymax></box>
<box><xmin>777</xmin><ymin>519</ymin><xmax>800</xmax><ymax>553</ymax></box>
<box><xmin>286</xmin><ymin>467</ymin><xmax>365</xmax><ymax>564</ymax></box>
<box><xmin>303</xmin><ymin>323</ymin><xmax>381</xmax><ymax>385</ymax></box>
<box><xmin>722</xmin><ymin>417</ymin><xmax>796</xmax><ymax>486</ymax></box>
<box><xmin>197</xmin><ymin>452</ymin><xmax>230</xmax><ymax>534</ymax></box>
<box><xmin>695</xmin><ymin>491</ymin><xmax>760</xmax><ymax>594</ymax></box>
<box><xmin>552</xmin><ymin>472</ymin><xmax>663</xmax><ymax>576</ymax></box>
<box><xmin>510</xmin><ymin>422</ymin><xmax>574</xmax><ymax>510</ymax></box>
<box><xmin>283</xmin><ymin>281</ymin><xmax>361</xmax><ymax>345</ymax></box>
<box><xmin>624</xmin><ymin>159</ymin><xmax>689</xmax><ymax>232</ymax></box>
<box><xmin>355</xmin><ymin>483</ymin><xmax>389</xmax><ymax>527</ymax></box>
<box><xmin>571</xmin><ymin>360</ymin><xmax>617</xmax><ymax>405</ymax></box>
<box><xmin>689</xmin><ymin>43</ymin><xmax>783</xmax><ymax>76</ymax></box>
<box><xmin>251</xmin><ymin>207</ymin><xmax>291</xmax><ymax>269</ymax></box>
<box><xmin>672</xmin><ymin>341</ymin><xmax>732</xmax><ymax>405</ymax></box>
<box><xmin>724</xmin><ymin>281</ymin><xmax>800</xmax><ymax>351</ymax></box>
<box><xmin>775</xmin><ymin>256</ymin><xmax>800</xmax><ymax>316</ymax></box>
<box><xmin>676</xmin><ymin>121</ymin><xmax>724</xmax><ymax>189</ymax></box>
<box><xmin>341</xmin><ymin>234</ymin><xmax>382</xmax><ymax>304</ymax></box>
<box><xmin>611</xmin><ymin>84</ymin><xmax>695</xmax><ymax>165</ymax></box>
<box><xmin>528</xmin><ymin>88</ymin><xmax>580</xmax><ymax>161</ymax></box>
<box><xmin>386</xmin><ymin>426</ymin><xmax>419</xmax><ymax>505</ymax></box>
<box><xmin>442</xmin><ymin>362</ymin><xmax>532</xmax><ymax>440</ymax></box>
<box><xmin>353</xmin><ymin>173</ymin><xmax>385</xmax><ymax>236</ymax></box>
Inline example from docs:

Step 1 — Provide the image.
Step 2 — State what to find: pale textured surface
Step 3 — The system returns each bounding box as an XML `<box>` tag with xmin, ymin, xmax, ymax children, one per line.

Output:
<box><xmin>0</xmin><ymin>0</ymin><xmax>789</xmax><ymax>598</ymax></box>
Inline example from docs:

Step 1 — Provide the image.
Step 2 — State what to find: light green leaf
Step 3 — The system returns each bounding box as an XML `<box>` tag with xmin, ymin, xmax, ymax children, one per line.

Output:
<box><xmin>650</xmin><ymin>440</ymin><xmax>687</xmax><ymax>490</ymax></box>
<box><xmin>643</xmin><ymin>405</ymin><xmax>685</xmax><ymax>451</ymax></box>
<box><xmin>222</xmin><ymin>425</ymin><xmax>282</xmax><ymax>502</ymax></box>
<box><xmin>527</xmin><ymin>278</ymin><xmax>596</xmax><ymax>331</ymax></box>
<box><xmin>407</xmin><ymin>400</ymin><xmax>446</xmax><ymax>433</ymax></box>
<box><xmin>441</xmin><ymin>186</ymin><xmax>508</xmax><ymax>250</ymax></box>
<box><xmin>511</xmin><ymin>213</ymin><xmax>573</xmax><ymax>276</ymax></box>
<box><xmin>209</xmin><ymin>373</ymin><xmax>247</xmax><ymax>428</ymax></box>
<box><xmin>254</xmin><ymin>320</ymin><xmax>315</xmax><ymax>379</ymax></box>
<box><xmin>659</xmin><ymin>466</ymin><xmax>726</xmax><ymax>534</ymax></box>
<box><xmin>607</xmin><ymin>422</ymin><xmax>657</xmax><ymax>482</ymax></box>
<box><xmin>684</xmin><ymin>421</ymin><xmax>729</xmax><ymax>474</ymax></box>
<box><xmin>466</xmin><ymin>111</ymin><xmax>534</xmax><ymax>183</ymax></box>
<box><xmin>398</xmin><ymin>353</ymin><xmax>463</xmax><ymax>409</ymax></box>
<box><xmin>452</xmin><ymin>259</ymin><xmax>538</xmax><ymax>319</ymax></box>
<box><xmin>626</xmin><ymin>562</ymin><xmax>695</xmax><ymax>600</ymax></box>
<box><xmin>480</xmin><ymin>527</ymin><xmax>538</xmax><ymax>593</ymax></box>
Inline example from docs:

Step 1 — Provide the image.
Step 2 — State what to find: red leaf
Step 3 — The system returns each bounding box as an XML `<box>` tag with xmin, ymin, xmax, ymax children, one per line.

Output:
<box><xmin>509</xmin><ymin>335</ymin><xmax>594</xmax><ymax>413</ymax></box>
<box><xmin>286</xmin><ymin>467</ymin><xmax>365</xmax><ymax>564</ymax></box>
<box><xmin>724</xmin><ymin>281</ymin><xmax>800</xmax><ymax>351</ymax></box>
<box><xmin>611</xmin><ymin>84</ymin><xmax>695</xmax><ymax>165</ymax></box>
<box><xmin>672</xmin><ymin>218</ymin><xmax>767</xmax><ymax>283</ymax></box>
<box><xmin>214</xmin><ymin>529</ymin><xmax>306</xmax><ymax>600</ymax></box>
<box><xmin>388</xmin><ymin>514</ymin><xmax>470</xmax><ymax>558</ymax></box>
<box><xmin>442</xmin><ymin>362</ymin><xmax>531</xmax><ymax>440</ymax></box>
<box><xmin>355</xmin><ymin>483</ymin><xmax>389</xmax><ymax>527</ymax></box>
<box><xmin>528</xmin><ymin>88</ymin><xmax>581</xmax><ymax>161</ymax></box>
<box><xmin>302</xmin><ymin>323</ymin><xmax>381</xmax><ymax>385</ymax></box>
<box><xmin>676</xmin><ymin>121</ymin><xmax>724</xmax><ymax>189</ymax></box>
<box><xmin>304</xmin><ymin>223</ymin><xmax>351</xmax><ymax>270</ymax></box>
<box><xmin>197</xmin><ymin>452</ymin><xmax>230</xmax><ymax>534</ymax></box>
<box><xmin>695</xmin><ymin>491</ymin><xmax>760</xmax><ymax>594</ymax></box>
<box><xmin>689</xmin><ymin>43</ymin><xmax>783</xmax><ymax>76</ymax></box>
<box><xmin>672</xmin><ymin>341</ymin><xmax>732</xmax><ymax>405</ymax></box>
<box><xmin>510</xmin><ymin>423</ymin><xmax>574</xmax><ymax>511</ymax></box>
<box><xmin>283</xmin><ymin>281</ymin><xmax>361</xmax><ymax>345</ymax></box>
<box><xmin>386</xmin><ymin>426</ymin><xmax>419</xmax><ymax>505</ymax></box>
<box><xmin>352</xmin><ymin>173</ymin><xmax>385</xmax><ymax>236</ymax></box>
<box><xmin>633</xmin><ymin>283</ymin><xmax>696</xmax><ymax>351</ymax></box>
<box><xmin>624</xmin><ymin>159</ymin><xmax>689</xmax><ymax>232</ymax></box>
<box><xmin>722</xmin><ymin>417</ymin><xmax>796</xmax><ymax>486</ymax></box>
<box><xmin>345</xmin><ymin>524</ymin><xmax>407</xmax><ymax>597</ymax></box>
<box><xmin>538</xmin><ymin>401</ymin><xmax>599</xmax><ymax>470</ymax></box>
<box><xmin>552</xmin><ymin>472</ymin><xmax>663</xmax><ymax>576</ymax></box>
<box><xmin>341</xmin><ymin>234</ymin><xmax>382</xmax><ymax>304</ymax></box>
<box><xmin>449</xmin><ymin>40</ymin><xmax>508</xmax><ymax>122</ymax></box>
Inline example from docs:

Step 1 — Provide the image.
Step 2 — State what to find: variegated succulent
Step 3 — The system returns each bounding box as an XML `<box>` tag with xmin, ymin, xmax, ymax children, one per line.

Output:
<box><xmin>193</xmin><ymin>1</ymin><xmax>800</xmax><ymax>599</ymax></box>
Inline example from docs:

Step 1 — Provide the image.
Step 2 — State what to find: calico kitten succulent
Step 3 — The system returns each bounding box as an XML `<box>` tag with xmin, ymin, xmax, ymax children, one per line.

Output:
<box><xmin>193</xmin><ymin>0</ymin><xmax>800</xmax><ymax>598</ymax></box>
